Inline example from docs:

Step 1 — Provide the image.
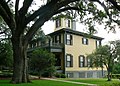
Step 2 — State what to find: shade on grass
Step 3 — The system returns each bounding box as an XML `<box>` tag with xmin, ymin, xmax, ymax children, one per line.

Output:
<box><xmin>0</xmin><ymin>80</ymin><xmax>87</xmax><ymax>86</ymax></box>
<box><xmin>64</xmin><ymin>78</ymin><xmax>120</xmax><ymax>85</ymax></box>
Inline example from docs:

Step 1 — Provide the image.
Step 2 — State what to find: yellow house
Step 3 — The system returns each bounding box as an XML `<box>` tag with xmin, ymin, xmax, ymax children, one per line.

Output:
<box><xmin>28</xmin><ymin>18</ymin><xmax>106</xmax><ymax>78</ymax></box>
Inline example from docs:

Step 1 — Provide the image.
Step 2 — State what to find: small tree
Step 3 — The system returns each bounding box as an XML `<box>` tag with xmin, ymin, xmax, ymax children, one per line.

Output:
<box><xmin>29</xmin><ymin>49</ymin><xmax>55</xmax><ymax>79</ymax></box>
<box><xmin>87</xmin><ymin>40</ymin><xmax>120</xmax><ymax>81</ymax></box>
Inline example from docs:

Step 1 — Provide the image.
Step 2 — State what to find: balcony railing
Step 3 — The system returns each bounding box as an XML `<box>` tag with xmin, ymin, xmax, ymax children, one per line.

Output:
<box><xmin>27</xmin><ymin>43</ymin><xmax>64</xmax><ymax>52</ymax></box>
<box><xmin>42</xmin><ymin>43</ymin><xmax>64</xmax><ymax>48</ymax></box>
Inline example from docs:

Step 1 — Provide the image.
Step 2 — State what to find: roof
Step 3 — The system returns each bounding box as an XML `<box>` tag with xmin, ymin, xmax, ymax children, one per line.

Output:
<box><xmin>47</xmin><ymin>28</ymin><xmax>104</xmax><ymax>40</ymax></box>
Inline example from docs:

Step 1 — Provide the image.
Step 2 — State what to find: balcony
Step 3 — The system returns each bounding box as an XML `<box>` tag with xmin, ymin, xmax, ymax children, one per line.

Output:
<box><xmin>27</xmin><ymin>43</ymin><xmax>64</xmax><ymax>52</ymax></box>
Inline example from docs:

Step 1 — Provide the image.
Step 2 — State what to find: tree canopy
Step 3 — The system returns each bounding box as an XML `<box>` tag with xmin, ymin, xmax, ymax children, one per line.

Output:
<box><xmin>87</xmin><ymin>40</ymin><xmax>120</xmax><ymax>81</ymax></box>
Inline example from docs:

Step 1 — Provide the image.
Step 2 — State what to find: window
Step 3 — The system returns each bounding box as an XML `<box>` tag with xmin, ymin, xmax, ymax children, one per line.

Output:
<box><xmin>67</xmin><ymin>73</ymin><xmax>73</xmax><ymax>78</ymax></box>
<box><xmin>87</xmin><ymin>58</ymin><xmax>91</xmax><ymax>67</ymax></box>
<box><xmin>82</xmin><ymin>38</ymin><xmax>88</xmax><ymax>45</ymax></box>
<box><xmin>56</xmin><ymin>19</ymin><xmax>61</xmax><ymax>28</ymax></box>
<box><xmin>66</xmin><ymin>34</ymin><xmax>73</xmax><ymax>45</ymax></box>
<box><xmin>87</xmin><ymin>57</ymin><xmax>92</xmax><ymax>67</ymax></box>
<box><xmin>66</xmin><ymin>19</ymin><xmax>71</xmax><ymax>27</ymax></box>
<box><xmin>52</xmin><ymin>37</ymin><xmax>55</xmax><ymax>43</ymax></box>
<box><xmin>96</xmin><ymin>40</ymin><xmax>101</xmax><ymax>48</ymax></box>
<box><xmin>66</xmin><ymin>54</ymin><xmax>73</xmax><ymax>67</ymax></box>
<box><xmin>79</xmin><ymin>55</ymin><xmax>85</xmax><ymax>67</ymax></box>
<box><xmin>55</xmin><ymin>35</ymin><xmax>61</xmax><ymax>43</ymax></box>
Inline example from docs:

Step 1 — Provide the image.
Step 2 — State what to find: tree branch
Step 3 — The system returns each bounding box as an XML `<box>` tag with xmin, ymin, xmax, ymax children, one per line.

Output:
<box><xmin>25</xmin><ymin>0</ymin><xmax>80</xmax><ymax>25</ymax></box>
<box><xmin>96</xmin><ymin>0</ymin><xmax>120</xmax><ymax>25</ymax></box>
<box><xmin>24</xmin><ymin>0</ymin><xmax>80</xmax><ymax>42</ymax></box>
<box><xmin>25</xmin><ymin>0</ymin><xmax>58</xmax><ymax>25</ymax></box>
<box><xmin>97</xmin><ymin>1</ymin><xmax>112</xmax><ymax>20</ymax></box>
<box><xmin>15</xmin><ymin>0</ymin><xmax>20</xmax><ymax>22</ymax></box>
<box><xmin>108</xmin><ymin>0</ymin><xmax>120</xmax><ymax>11</ymax></box>
<box><xmin>19</xmin><ymin>0</ymin><xmax>33</xmax><ymax>17</ymax></box>
<box><xmin>7</xmin><ymin>0</ymin><xmax>11</xmax><ymax>3</ymax></box>
<box><xmin>24</xmin><ymin>0</ymin><xmax>82</xmax><ymax>44</ymax></box>
<box><xmin>0</xmin><ymin>0</ymin><xmax>15</xmax><ymax>32</ymax></box>
<box><xmin>0</xmin><ymin>29</ymin><xmax>9</xmax><ymax>34</ymax></box>
<box><xmin>13</xmin><ymin>0</ymin><xmax>34</xmax><ymax>37</ymax></box>
<box><xmin>24</xmin><ymin>5</ymin><xmax>57</xmax><ymax>43</ymax></box>
<box><xmin>54</xmin><ymin>7</ymin><xmax>81</xmax><ymax>15</ymax></box>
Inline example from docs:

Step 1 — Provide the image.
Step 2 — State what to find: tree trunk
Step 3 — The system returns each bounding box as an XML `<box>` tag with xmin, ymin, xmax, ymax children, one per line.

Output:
<box><xmin>11</xmin><ymin>35</ymin><xmax>30</xmax><ymax>84</ymax></box>
<box><xmin>107</xmin><ymin>68</ymin><xmax>111</xmax><ymax>81</ymax></box>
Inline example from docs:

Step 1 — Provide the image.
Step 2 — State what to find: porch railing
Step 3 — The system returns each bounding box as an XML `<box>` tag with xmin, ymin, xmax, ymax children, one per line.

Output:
<box><xmin>27</xmin><ymin>43</ymin><xmax>64</xmax><ymax>52</ymax></box>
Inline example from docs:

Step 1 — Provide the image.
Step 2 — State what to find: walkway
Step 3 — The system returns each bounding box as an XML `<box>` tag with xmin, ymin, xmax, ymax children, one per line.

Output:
<box><xmin>43</xmin><ymin>78</ymin><xmax>97</xmax><ymax>86</ymax></box>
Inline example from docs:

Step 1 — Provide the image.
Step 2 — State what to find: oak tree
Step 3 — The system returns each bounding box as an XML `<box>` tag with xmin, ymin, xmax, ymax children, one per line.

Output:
<box><xmin>0</xmin><ymin>0</ymin><xmax>120</xmax><ymax>83</ymax></box>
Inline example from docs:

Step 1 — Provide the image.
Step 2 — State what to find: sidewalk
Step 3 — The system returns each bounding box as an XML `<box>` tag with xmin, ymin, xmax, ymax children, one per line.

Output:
<box><xmin>43</xmin><ymin>78</ymin><xmax>97</xmax><ymax>86</ymax></box>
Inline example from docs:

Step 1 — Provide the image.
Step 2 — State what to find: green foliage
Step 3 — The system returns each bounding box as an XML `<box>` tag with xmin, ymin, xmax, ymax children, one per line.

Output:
<box><xmin>113</xmin><ymin>63</ymin><xmax>120</xmax><ymax>74</ymax></box>
<box><xmin>60</xmin><ymin>74</ymin><xmax>66</xmax><ymax>78</ymax></box>
<box><xmin>0</xmin><ymin>42</ymin><xmax>13</xmax><ymax>70</ymax></box>
<box><xmin>0</xmin><ymin>70</ymin><xmax>13</xmax><ymax>78</ymax></box>
<box><xmin>29</xmin><ymin>49</ymin><xmax>56</xmax><ymax>78</ymax></box>
<box><xmin>0</xmin><ymin>16</ymin><xmax>3</xmax><ymax>24</ymax></box>
<box><xmin>87</xmin><ymin>40</ymin><xmax>120</xmax><ymax>81</ymax></box>
<box><xmin>54</xmin><ymin>73</ymin><xmax>66</xmax><ymax>78</ymax></box>
<box><xmin>111</xmin><ymin>74</ymin><xmax>120</xmax><ymax>79</ymax></box>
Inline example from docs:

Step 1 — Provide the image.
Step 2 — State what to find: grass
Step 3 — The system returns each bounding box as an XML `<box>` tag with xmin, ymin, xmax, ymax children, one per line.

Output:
<box><xmin>0</xmin><ymin>79</ymin><xmax>86</xmax><ymax>86</ymax></box>
<box><xmin>1</xmin><ymin>78</ymin><xmax>120</xmax><ymax>86</ymax></box>
<box><xmin>59</xmin><ymin>78</ymin><xmax>120</xmax><ymax>86</ymax></box>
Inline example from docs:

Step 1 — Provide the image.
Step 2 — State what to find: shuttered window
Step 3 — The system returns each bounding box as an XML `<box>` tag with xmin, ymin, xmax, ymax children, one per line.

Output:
<box><xmin>66</xmin><ymin>19</ymin><xmax>71</xmax><ymax>28</ymax></box>
<box><xmin>55</xmin><ymin>35</ymin><xmax>61</xmax><ymax>43</ymax></box>
<box><xmin>56</xmin><ymin>19</ymin><xmax>61</xmax><ymax>28</ymax></box>
<box><xmin>79</xmin><ymin>55</ymin><xmax>85</xmax><ymax>67</ymax></box>
<box><xmin>82</xmin><ymin>38</ymin><xmax>88</xmax><ymax>45</ymax></box>
<box><xmin>66</xmin><ymin>54</ymin><xmax>73</xmax><ymax>67</ymax></box>
<box><xmin>96</xmin><ymin>40</ymin><xmax>101</xmax><ymax>48</ymax></box>
<box><xmin>66</xmin><ymin>34</ymin><xmax>73</xmax><ymax>45</ymax></box>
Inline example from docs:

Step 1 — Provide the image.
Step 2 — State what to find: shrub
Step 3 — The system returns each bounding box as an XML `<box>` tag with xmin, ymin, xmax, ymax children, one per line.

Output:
<box><xmin>0</xmin><ymin>73</ymin><xmax>12</xmax><ymax>78</ymax></box>
<box><xmin>111</xmin><ymin>74</ymin><xmax>120</xmax><ymax>79</ymax></box>
<box><xmin>54</xmin><ymin>73</ymin><xmax>66</xmax><ymax>78</ymax></box>
<box><xmin>54</xmin><ymin>73</ymin><xmax>61</xmax><ymax>78</ymax></box>
<box><xmin>0</xmin><ymin>70</ymin><xmax>13</xmax><ymax>78</ymax></box>
<box><xmin>60</xmin><ymin>74</ymin><xmax>66</xmax><ymax>78</ymax></box>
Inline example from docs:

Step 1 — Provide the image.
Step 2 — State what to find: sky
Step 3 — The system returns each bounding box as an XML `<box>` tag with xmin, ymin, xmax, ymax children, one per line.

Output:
<box><xmin>41</xmin><ymin>20</ymin><xmax>120</xmax><ymax>45</ymax></box>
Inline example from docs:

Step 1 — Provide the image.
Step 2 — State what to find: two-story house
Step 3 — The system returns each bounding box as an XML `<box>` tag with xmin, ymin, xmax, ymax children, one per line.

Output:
<box><xmin>28</xmin><ymin>18</ymin><xmax>106</xmax><ymax>78</ymax></box>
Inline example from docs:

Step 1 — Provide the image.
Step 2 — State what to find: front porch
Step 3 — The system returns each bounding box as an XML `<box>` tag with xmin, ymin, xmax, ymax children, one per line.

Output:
<box><xmin>54</xmin><ymin>52</ymin><xmax>64</xmax><ymax>73</ymax></box>
<box><xmin>27</xmin><ymin>43</ymin><xmax>65</xmax><ymax>73</ymax></box>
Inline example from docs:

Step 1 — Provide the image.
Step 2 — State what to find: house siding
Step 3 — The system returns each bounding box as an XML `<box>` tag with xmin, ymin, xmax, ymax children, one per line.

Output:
<box><xmin>65</xmin><ymin>34</ymin><xmax>106</xmax><ymax>78</ymax></box>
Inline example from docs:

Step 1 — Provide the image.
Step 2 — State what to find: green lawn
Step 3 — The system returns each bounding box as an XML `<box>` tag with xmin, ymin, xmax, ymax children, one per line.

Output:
<box><xmin>61</xmin><ymin>78</ymin><xmax>120</xmax><ymax>86</ymax></box>
<box><xmin>0</xmin><ymin>79</ymin><xmax>86</xmax><ymax>86</ymax></box>
<box><xmin>1</xmin><ymin>78</ymin><xmax>120</xmax><ymax>86</ymax></box>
